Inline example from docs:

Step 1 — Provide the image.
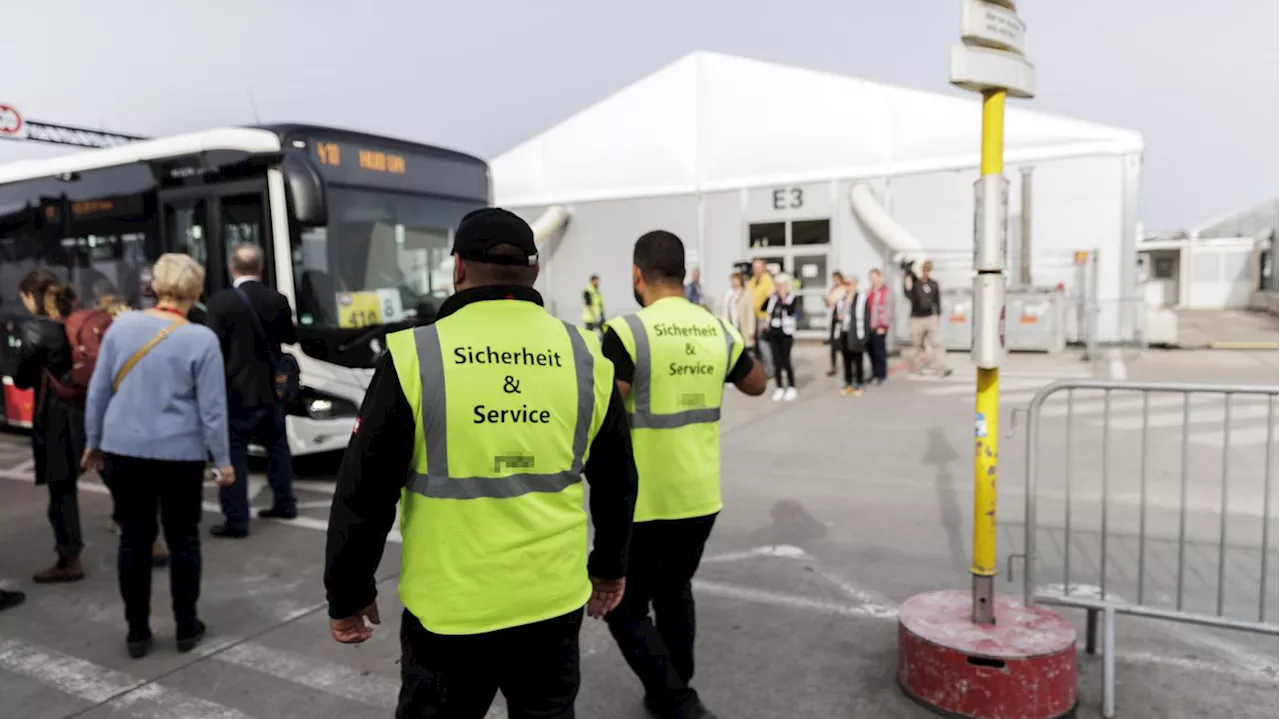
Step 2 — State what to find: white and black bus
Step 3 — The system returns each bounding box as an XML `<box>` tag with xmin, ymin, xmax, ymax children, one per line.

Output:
<box><xmin>0</xmin><ymin>124</ymin><xmax>489</xmax><ymax>454</ymax></box>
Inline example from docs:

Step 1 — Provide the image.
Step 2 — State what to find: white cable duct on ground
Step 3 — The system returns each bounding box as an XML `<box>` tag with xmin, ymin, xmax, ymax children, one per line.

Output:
<box><xmin>530</xmin><ymin>205</ymin><xmax>571</xmax><ymax>249</ymax></box>
<box><xmin>849</xmin><ymin>182</ymin><xmax>927</xmax><ymax>266</ymax></box>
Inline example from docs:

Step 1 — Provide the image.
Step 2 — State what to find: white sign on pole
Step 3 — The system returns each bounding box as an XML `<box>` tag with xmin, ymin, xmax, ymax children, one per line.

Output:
<box><xmin>949</xmin><ymin>45</ymin><xmax>1036</xmax><ymax>98</ymax></box>
<box><xmin>0</xmin><ymin>104</ymin><xmax>28</xmax><ymax>139</ymax></box>
<box><xmin>960</xmin><ymin>0</ymin><xmax>1026</xmax><ymax>56</ymax></box>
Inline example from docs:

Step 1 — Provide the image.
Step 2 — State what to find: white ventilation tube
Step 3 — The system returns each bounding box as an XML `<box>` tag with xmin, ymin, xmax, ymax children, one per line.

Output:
<box><xmin>849</xmin><ymin>182</ymin><xmax>926</xmax><ymax>266</ymax></box>
<box><xmin>531</xmin><ymin>205</ymin><xmax>571</xmax><ymax>249</ymax></box>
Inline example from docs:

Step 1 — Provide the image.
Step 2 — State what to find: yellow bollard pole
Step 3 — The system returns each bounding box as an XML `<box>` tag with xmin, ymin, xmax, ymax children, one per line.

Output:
<box><xmin>972</xmin><ymin>89</ymin><xmax>1005</xmax><ymax>626</ymax></box>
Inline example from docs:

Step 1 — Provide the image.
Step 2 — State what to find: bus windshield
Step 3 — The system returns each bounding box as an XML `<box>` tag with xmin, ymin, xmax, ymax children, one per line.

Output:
<box><xmin>292</xmin><ymin>187</ymin><xmax>482</xmax><ymax>332</ymax></box>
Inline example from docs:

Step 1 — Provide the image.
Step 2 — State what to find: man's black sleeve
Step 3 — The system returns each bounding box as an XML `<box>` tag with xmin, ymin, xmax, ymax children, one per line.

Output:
<box><xmin>324</xmin><ymin>351</ymin><xmax>414</xmax><ymax>619</ymax></box>
<box><xmin>726</xmin><ymin>349</ymin><xmax>756</xmax><ymax>384</ymax></box>
<box><xmin>600</xmin><ymin>327</ymin><xmax>635</xmax><ymax>384</ymax></box>
<box><xmin>583</xmin><ymin>289</ymin><xmax>592</xmax><ymax>307</ymax></box>
<box><xmin>275</xmin><ymin>292</ymin><xmax>299</xmax><ymax>345</ymax></box>
<box><xmin>581</xmin><ymin>386</ymin><xmax>637</xmax><ymax>580</ymax></box>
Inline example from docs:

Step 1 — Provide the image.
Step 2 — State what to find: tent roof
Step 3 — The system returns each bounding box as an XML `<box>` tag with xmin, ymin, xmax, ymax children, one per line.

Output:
<box><xmin>492</xmin><ymin>52</ymin><xmax>1143</xmax><ymax>206</ymax></box>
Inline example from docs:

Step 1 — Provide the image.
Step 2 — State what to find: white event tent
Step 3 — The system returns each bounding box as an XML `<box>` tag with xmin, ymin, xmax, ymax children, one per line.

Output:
<box><xmin>493</xmin><ymin>51</ymin><xmax>1144</xmax><ymax>342</ymax></box>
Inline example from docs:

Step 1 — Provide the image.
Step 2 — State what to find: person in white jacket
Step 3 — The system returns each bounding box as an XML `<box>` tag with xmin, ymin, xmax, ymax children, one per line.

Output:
<box><xmin>763</xmin><ymin>274</ymin><xmax>800</xmax><ymax>401</ymax></box>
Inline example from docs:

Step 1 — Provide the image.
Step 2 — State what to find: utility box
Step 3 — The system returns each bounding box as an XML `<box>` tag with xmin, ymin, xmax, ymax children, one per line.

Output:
<box><xmin>940</xmin><ymin>289</ymin><xmax>974</xmax><ymax>351</ymax></box>
<box><xmin>1005</xmin><ymin>289</ymin><xmax>1067</xmax><ymax>353</ymax></box>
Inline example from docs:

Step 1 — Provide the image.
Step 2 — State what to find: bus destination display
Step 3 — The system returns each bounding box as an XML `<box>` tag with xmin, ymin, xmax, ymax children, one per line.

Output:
<box><xmin>300</xmin><ymin>135</ymin><xmax>488</xmax><ymax>200</ymax></box>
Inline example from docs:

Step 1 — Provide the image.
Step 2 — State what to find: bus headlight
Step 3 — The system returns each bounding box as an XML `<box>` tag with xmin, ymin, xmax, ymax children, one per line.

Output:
<box><xmin>288</xmin><ymin>387</ymin><xmax>359</xmax><ymax>420</ymax></box>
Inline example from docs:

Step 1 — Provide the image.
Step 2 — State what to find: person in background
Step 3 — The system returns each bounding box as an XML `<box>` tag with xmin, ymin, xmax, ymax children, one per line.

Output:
<box><xmin>683</xmin><ymin>266</ymin><xmax>707</xmax><ymax>309</ymax></box>
<box><xmin>866</xmin><ymin>268</ymin><xmax>891</xmax><ymax>385</ymax></box>
<box><xmin>746</xmin><ymin>259</ymin><xmax>775</xmax><ymax>376</ymax></box>
<box><xmin>722</xmin><ymin>271</ymin><xmax>756</xmax><ymax>355</ymax></box>
<box><xmin>94</xmin><ymin>295</ymin><xmax>169</xmax><ymax>565</ymax></box>
<box><xmin>903</xmin><ymin>259</ymin><xmax>951</xmax><ymax>377</ymax></box>
<box><xmin>824</xmin><ymin>271</ymin><xmax>846</xmax><ymax>377</ymax></box>
<box><xmin>764</xmin><ymin>273</ymin><xmax>800</xmax><ymax>401</ymax></box>
<box><xmin>838</xmin><ymin>276</ymin><xmax>869</xmax><ymax>396</ymax></box>
<box><xmin>583</xmin><ymin>273</ymin><xmax>606</xmax><ymax>335</ymax></box>
<box><xmin>204</xmin><ymin>244</ymin><xmax>299</xmax><ymax>537</ymax></box>
<box><xmin>16</xmin><ymin>269</ymin><xmax>87</xmax><ymax>584</ymax></box>
<box><xmin>82</xmin><ymin>253</ymin><xmax>234</xmax><ymax>659</ymax></box>
<box><xmin>601</xmin><ymin>230</ymin><xmax>765</xmax><ymax>719</ymax></box>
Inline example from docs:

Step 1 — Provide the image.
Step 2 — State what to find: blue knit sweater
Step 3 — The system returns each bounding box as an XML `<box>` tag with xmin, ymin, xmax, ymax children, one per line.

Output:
<box><xmin>84</xmin><ymin>311</ymin><xmax>230</xmax><ymax>467</ymax></box>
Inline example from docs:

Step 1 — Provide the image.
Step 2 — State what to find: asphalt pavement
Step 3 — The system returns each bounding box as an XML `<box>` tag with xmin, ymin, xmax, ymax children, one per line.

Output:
<box><xmin>0</xmin><ymin>344</ymin><xmax>1276</xmax><ymax>719</ymax></box>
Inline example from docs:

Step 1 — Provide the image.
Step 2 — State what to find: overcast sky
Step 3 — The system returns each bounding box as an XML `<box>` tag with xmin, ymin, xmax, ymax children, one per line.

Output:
<box><xmin>3</xmin><ymin>0</ymin><xmax>1275</xmax><ymax>230</ymax></box>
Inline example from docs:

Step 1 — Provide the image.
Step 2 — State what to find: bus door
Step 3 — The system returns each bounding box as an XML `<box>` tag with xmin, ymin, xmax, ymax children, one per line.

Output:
<box><xmin>159</xmin><ymin>180</ymin><xmax>271</xmax><ymax>312</ymax></box>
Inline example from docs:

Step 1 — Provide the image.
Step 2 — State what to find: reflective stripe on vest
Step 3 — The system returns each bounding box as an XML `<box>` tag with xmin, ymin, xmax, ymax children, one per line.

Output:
<box><xmin>620</xmin><ymin>313</ymin><xmax>736</xmax><ymax>430</ymax></box>
<box><xmin>405</xmin><ymin>319</ymin><xmax>594</xmax><ymax>500</ymax></box>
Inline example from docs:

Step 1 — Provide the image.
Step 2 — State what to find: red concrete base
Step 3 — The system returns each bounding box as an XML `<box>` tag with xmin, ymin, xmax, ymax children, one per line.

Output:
<box><xmin>897</xmin><ymin>589</ymin><xmax>1077</xmax><ymax>719</ymax></box>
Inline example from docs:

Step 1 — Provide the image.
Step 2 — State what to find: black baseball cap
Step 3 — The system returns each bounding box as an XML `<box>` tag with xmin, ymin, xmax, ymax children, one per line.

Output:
<box><xmin>452</xmin><ymin>208</ymin><xmax>538</xmax><ymax>267</ymax></box>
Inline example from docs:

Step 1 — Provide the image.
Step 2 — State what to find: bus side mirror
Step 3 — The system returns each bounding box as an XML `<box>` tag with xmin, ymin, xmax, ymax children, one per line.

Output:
<box><xmin>281</xmin><ymin>154</ymin><xmax>327</xmax><ymax>227</ymax></box>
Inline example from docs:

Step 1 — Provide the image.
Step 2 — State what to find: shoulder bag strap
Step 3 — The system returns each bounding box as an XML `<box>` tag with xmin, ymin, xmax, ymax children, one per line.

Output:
<box><xmin>112</xmin><ymin>318</ymin><xmax>186</xmax><ymax>392</ymax></box>
<box><xmin>235</xmin><ymin>286</ymin><xmax>280</xmax><ymax>361</ymax></box>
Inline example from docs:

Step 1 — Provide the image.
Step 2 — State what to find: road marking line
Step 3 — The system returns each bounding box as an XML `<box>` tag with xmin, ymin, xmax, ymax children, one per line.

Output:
<box><xmin>702</xmin><ymin>545</ymin><xmax>811</xmax><ymax>563</ymax></box>
<box><xmin>1100</xmin><ymin>404</ymin><xmax>1275</xmax><ymax>431</ymax></box>
<box><xmin>919</xmin><ymin>378</ymin><xmax>1051</xmax><ymax>396</ymax></box>
<box><xmin>218</xmin><ymin>642</ymin><xmax>398</xmax><ymax>708</ymax></box>
<box><xmin>0</xmin><ymin>636</ymin><xmax>255</xmax><ymax>719</ymax></box>
<box><xmin>1189</xmin><ymin>424</ymin><xmax>1278</xmax><ymax>449</ymax></box>
<box><xmin>1107</xmin><ymin>349</ymin><xmax>1127</xmax><ymax>381</ymax></box>
<box><xmin>215</xmin><ymin>642</ymin><xmax>505</xmax><ymax>718</ymax></box>
<box><xmin>293</xmin><ymin>499</ymin><xmax>334</xmax><ymax>510</ymax></box>
<box><xmin>692</xmin><ymin>579</ymin><xmax>899</xmax><ymax>619</ymax></box>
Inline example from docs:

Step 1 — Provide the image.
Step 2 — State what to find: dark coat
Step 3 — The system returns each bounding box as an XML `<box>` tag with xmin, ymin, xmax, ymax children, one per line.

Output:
<box><xmin>204</xmin><ymin>280</ymin><xmax>298</xmax><ymax>411</ymax></box>
<box><xmin>841</xmin><ymin>292</ymin><xmax>872</xmax><ymax>354</ymax></box>
<box><xmin>16</xmin><ymin>317</ymin><xmax>85</xmax><ymax>486</ymax></box>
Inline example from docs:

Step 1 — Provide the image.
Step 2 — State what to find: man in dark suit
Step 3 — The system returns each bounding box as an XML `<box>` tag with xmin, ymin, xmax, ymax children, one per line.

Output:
<box><xmin>204</xmin><ymin>244</ymin><xmax>298</xmax><ymax>538</ymax></box>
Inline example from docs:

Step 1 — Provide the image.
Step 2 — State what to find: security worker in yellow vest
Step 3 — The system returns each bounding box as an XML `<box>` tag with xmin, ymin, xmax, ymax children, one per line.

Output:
<box><xmin>324</xmin><ymin>208</ymin><xmax>639</xmax><ymax>719</ymax></box>
<box><xmin>601</xmin><ymin>230</ymin><xmax>767</xmax><ymax>719</ymax></box>
<box><xmin>583</xmin><ymin>274</ymin><xmax>605</xmax><ymax>334</ymax></box>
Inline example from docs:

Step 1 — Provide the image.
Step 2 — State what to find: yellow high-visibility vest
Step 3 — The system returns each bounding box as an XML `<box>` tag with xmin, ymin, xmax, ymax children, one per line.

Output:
<box><xmin>605</xmin><ymin>297</ymin><xmax>744</xmax><ymax>522</ymax></box>
<box><xmin>583</xmin><ymin>284</ymin><xmax>605</xmax><ymax>325</ymax></box>
<box><xmin>386</xmin><ymin>298</ymin><xmax>614</xmax><ymax>635</ymax></box>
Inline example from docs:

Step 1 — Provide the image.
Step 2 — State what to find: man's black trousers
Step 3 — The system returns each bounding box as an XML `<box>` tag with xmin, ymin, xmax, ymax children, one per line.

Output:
<box><xmin>606</xmin><ymin>513</ymin><xmax>717</xmax><ymax>714</ymax></box>
<box><xmin>397</xmin><ymin>607</ymin><xmax>583</xmax><ymax>718</ymax></box>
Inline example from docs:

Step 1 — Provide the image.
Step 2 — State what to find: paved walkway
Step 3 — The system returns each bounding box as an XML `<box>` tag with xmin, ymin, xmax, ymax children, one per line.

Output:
<box><xmin>0</xmin><ymin>345</ymin><xmax>1275</xmax><ymax>718</ymax></box>
<box><xmin>1176</xmin><ymin>310</ymin><xmax>1278</xmax><ymax>348</ymax></box>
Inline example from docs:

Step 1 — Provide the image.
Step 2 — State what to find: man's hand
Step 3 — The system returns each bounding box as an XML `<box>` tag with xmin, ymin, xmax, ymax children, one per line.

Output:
<box><xmin>876</xmin><ymin>328</ymin><xmax>887</xmax><ymax>335</ymax></box>
<box><xmin>904</xmin><ymin>275</ymin><xmax>914</xmax><ymax>291</ymax></box>
<box><xmin>330</xmin><ymin>601</ymin><xmax>381</xmax><ymax>644</ymax></box>
<box><xmin>587</xmin><ymin>577</ymin><xmax>625</xmax><ymax>619</ymax></box>
<box><xmin>81</xmin><ymin>448</ymin><xmax>104</xmax><ymax>473</ymax></box>
<box><xmin>213</xmin><ymin>466</ymin><xmax>236</xmax><ymax>487</ymax></box>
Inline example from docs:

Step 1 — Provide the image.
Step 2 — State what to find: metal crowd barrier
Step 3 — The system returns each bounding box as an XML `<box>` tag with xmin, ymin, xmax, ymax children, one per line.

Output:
<box><xmin>1016</xmin><ymin>379</ymin><xmax>1278</xmax><ymax>718</ymax></box>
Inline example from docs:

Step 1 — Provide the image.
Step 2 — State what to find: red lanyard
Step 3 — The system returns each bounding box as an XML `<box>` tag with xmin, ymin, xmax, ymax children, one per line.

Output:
<box><xmin>155</xmin><ymin>307</ymin><xmax>186</xmax><ymax>318</ymax></box>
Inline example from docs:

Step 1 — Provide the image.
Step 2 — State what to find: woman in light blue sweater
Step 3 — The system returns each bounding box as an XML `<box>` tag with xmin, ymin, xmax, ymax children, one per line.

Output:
<box><xmin>83</xmin><ymin>253</ymin><xmax>234</xmax><ymax>660</ymax></box>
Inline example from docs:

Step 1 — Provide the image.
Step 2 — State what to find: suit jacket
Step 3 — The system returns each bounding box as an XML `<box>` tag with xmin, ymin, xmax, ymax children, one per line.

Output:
<box><xmin>204</xmin><ymin>279</ymin><xmax>298</xmax><ymax>411</ymax></box>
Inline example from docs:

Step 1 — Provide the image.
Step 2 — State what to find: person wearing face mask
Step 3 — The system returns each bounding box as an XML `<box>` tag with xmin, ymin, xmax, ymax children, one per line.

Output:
<box><xmin>601</xmin><ymin>231</ymin><xmax>767</xmax><ymax>719</ymax></box>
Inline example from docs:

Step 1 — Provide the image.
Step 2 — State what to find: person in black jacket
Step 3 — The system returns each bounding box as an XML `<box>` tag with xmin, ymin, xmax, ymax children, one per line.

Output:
<box><xmin>203</xmin><ymin>245</ymin><xmax>298</xmax><ymax>537</ymax></box>
<box><xmin>16</xmin><ymin>269</ymin><xmax>87</xmax><ymax>583</ymax></box>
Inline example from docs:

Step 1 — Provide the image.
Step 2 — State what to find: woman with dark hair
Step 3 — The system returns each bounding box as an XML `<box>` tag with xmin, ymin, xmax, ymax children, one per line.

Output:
<box><xmin>16</xmin><ymin>268</ymin><xmax>88</xmax><ymax>583</ymax></box>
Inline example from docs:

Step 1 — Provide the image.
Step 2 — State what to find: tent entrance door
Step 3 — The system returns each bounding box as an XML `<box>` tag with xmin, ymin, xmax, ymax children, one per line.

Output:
<box><xmin>746</xmin><ymin>218</ymin><xmax>833</xmax><ymax>336</ymax></box>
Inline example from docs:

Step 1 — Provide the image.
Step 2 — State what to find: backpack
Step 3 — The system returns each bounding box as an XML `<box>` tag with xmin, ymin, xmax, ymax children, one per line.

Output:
<box><xmin>47</xmin><ymin>308</ymin><xmax>114</xmax><ymax>408</ymax></box>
